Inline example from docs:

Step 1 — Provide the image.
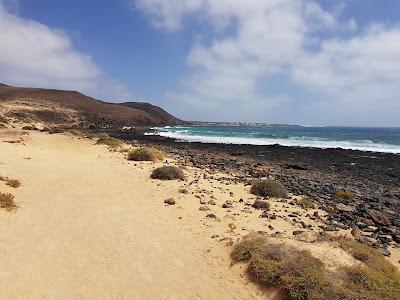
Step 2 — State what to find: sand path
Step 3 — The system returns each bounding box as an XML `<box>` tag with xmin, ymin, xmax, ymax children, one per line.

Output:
<box><xmin>0</xmin><ymin>131</ymin><xmax>265</xmax><ymax>299</ymax></box>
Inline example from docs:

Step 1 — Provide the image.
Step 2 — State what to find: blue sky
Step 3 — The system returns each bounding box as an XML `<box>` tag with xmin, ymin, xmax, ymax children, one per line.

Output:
<box><xmin>1</xmin><ymin>0</ymin><xmax>400</xmax><ymax>126</ymax></box>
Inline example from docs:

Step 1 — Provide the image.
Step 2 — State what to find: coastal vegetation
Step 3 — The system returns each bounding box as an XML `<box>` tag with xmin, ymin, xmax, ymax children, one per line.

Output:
<box><xmin>0</xmin><ymin>192</ymin><xmax>18</xmax><ymax>211</ymax></box>
<box><xmin>127</xmin><ymin>147</ymin><xmax>164</xmax><ymax>161</ymax></box>
<box><xmin>151</xmin><ymin>166</ymin><xmax>184</xmax><ymax>180</ymax></box>
<box><xmin>95</xmin><ymin>133</ymin><xmax>123</xmax><ymax>148</ymax></box>
<box><xmin>232</xmin><ymin>235</ymin><xmax>400</xmax><ymax>300</ymax></box>
<box><xmin>336</xmin><ymin>191</ymin><xmax>353</xmax><ymax>200</ymax></box>
<box><xmin>250</xmin><ymin>179</ymin><xmax>287</xmax><ymax>198</ymax></box>
<box><xmin>0</xmin><ymin>176</ymin><xmax>21</xmax><ymax>188</ymax></box>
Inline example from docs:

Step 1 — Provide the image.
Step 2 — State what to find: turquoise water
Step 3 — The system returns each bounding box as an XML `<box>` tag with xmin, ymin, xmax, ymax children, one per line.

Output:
<box><xmin>149</xmin><ymin>125</ymin><xmax>400</xmax><ymax>153</ymax></box>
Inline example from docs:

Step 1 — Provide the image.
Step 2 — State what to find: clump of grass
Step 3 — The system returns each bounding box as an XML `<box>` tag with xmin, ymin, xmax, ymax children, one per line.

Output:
<box><xmin>0</xmin><ymin>192</ymin><xmax>18</xmax><ymax>211</ymax></box>
<box><xmin>297</xmin><ymin>198</ymin><xmax>315</xmax><ymax>209</ymax></box>
<box><xmin>232</xmin><ymin>235</ymin><xmax>400</xmax><ymax>300</ymax></box>
<box><xmin>320</xmin><ymin>235</ymin><xmax>395</xmax><ymax>273</ymax></box>
<box><xmin>335</xmin><ymin>265</ymin><xmax>400</xmax><ymax>300</ymax></box>
<box><xmin>95</xmin><ymin>134</ymin><xmax>123</xmax><ymax>148</ymax></box>
<box><xmin>68</xmin><ymin>129</ymin><xmax>85</xmax><ymax>137</ymax></box>
<box><xmin>127</xmin><ymin>147</ymin><xmax>164</xmax><ymax>161</ymax></box>
<box><xmin>336</xmin><ymin>191</ymin><xmax>353</xmax><ymax>200</ymax></box>
<box><xmin>233</xmin><ymin>237</ymin><xmax>329</xmax><ymax>300</ymax></box>
<box><xmin>151</xmin><ymin>166</ymin><xmax>184</xmax><ymax>180</ymax></box>
<box><xmin>0</xmin><ymin>176</ymin><xmax>21</xmax><ymax>188</ymax></box>
<box><xmin>252</xmin><ymin>199</ymin><xmax>270</xmax><ymax>210</ymax></box>
<box><xmin>231</xmin><ymin>237</ymin><xmax>267</xmax><ymax>262</ymax></box>
<box><xmin>250</xmin><ymin>180</ymin><xmax>287</xmax><ymax>198</ymax></box>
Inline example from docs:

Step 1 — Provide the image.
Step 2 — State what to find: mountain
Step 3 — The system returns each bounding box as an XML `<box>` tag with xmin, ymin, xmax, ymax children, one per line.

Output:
<box><xmin>120</xmin><ymin>102</ymin><xmax>181</xmax><ymax>125</ymax></box>
<box><xmin>0</xmin><ymin>84</ymin><xmax>185</xmax><ymax>128</ymax></box>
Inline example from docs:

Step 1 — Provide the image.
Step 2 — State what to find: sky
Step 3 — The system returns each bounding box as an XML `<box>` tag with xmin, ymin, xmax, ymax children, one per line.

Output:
<box><xmin>0</xmin><ymin>0</ymin><xmax>400</xmax><ymax>126</ymax></box>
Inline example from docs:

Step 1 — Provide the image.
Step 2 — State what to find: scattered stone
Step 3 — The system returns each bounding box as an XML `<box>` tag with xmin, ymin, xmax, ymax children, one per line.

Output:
<box><xmin>206</xmin><ymin>213</ymin><xmax>217</xmax><ymax>219</ymax></box>
<box><xmin>178</xmin><ymin>188</ymin><xmax>189</xmax><ymax>194</ymax></box>
<box><xmin>376</xmin><ymin>248</ymin><xmax>391</xmax><ymax>257</ymax></box>
<box><xmin>366</xmin><ymin>209</ymin><xmax>391</xmax><ymax>226</ymax></box>
<box><xmin>199</xmin><ymin>206</ymin><xmax>210</xmax><ymax>211</ymax></box>
<box><xmin>164</xmin><ymin>198</ymin><xmax>176</xmax><ymax>205</ymax></box>
<box><xmin>292</xmin><ymin>230</ymin><xmax>304</xmax><ymax>236</ymax></box>
<box><xmin>336</xmin><ymin>203</ymin><xmax>356</xmax><ymax>213</ymax></box>
<box><xmin>285</xmin><ymin>163</ymin><xmax>308</xmax><ymax>170</ymax></box>
<box><xmin>208</xmin><ymin>200</ymin><xmax>216</xmax><ymax>205</ymax></box>
<box><xmin>200</xmin><ymin>199</ymin><xmax>207</xmax><ymax>205</ymax></box>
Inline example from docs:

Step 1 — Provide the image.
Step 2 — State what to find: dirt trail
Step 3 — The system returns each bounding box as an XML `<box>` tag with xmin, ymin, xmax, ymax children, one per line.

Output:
<box><xmin>0</xmin><ymin>131</ymin><xmax>264</xmax><ymax>299</ymax></box>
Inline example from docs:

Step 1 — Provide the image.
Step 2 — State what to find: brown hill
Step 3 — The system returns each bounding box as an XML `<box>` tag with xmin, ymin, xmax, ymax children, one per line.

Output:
<box><xmin>0</xmin><ymin>84</ymin><xmax>185</xmax><ymax>128</ymax></box>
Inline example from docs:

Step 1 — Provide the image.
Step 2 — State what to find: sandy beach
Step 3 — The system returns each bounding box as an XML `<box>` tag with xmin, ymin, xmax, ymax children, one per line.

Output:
<box><xmin>0</xmin><ymin>128</ymin><xmax>399</xmax><ymax>299</ymax></box>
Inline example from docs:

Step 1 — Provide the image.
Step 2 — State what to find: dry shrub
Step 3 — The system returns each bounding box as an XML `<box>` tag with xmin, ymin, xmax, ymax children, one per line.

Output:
<box><xmin>250</xmin><ymin>180</ymin><xmax>287</xmax><ymax>198</ymax></box>
<box><xmin>0</xmin><ymin>176</ymin><xmax>21</xmax><ymax>188</ymax></box>
<box><xmin>95</xmin><ymin>134</ymin><xmax>123</xmax><ymax>148</ymax></box>
<box><xmin>231</xmin><ymin>237</ymin><xmax>266</xmax><ymax>262</ymax></box>
<box><xmin>68</xmin><ymin>129</ymin><xmax>85</xmax><ymax>137</ymax></box>
<box><xmin>232</xmin><ymin>235</ymin><xmax>400</xmax><ymax>300</ymax></box>
<box><xmin>320</xmin><ymin>235</ymin><xmax>397</xmax><ymax>273</ymax></box>
<box><xmin>151</xmin><ymin>166</ymin><xmax>184</xmax><ymax>180</ymax></box>
<box><xmin>127</xmin><ymin>147</ymin><xmax>164</xmax><ymax>161</ymax></box>
<box><xmin>0</xmin><ymin>192</ymin><xmax>18</xmax><ymax>211</ymax></box>
<box><xmin>252</xmin><ymin>199</ymin><xmax>270</xmax><ymax>210</ymax></box>
<box><xmin>232</xmin><ymin>237</ymin><xmax>329</xmax><ymax>300</ymax></box>
<box><xmin>336</xmin><ymin>191</ymin><xmax>353</xmax><ymax>200</ymax></box>
<box><xmin>297</xmin><ymin>198</ymin><xmax>315</xmax><ymax>209</ymax></box>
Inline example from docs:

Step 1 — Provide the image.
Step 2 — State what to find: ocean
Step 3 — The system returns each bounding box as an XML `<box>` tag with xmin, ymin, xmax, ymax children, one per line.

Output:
<box><xmin>148</xmin><ymin>125</ymin><xmax>400</xmax><ymax>154</ymax></box>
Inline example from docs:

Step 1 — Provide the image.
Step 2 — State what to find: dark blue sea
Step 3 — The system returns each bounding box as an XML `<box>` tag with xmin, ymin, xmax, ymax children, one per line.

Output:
<box><xmin>149</xmin><ymin>125</ymin><xmax>400</xmax><ymax>154</ymax></box>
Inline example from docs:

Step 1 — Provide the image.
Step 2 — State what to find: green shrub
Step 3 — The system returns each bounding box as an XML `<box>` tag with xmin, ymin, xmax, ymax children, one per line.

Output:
<box><xmin>127</xmin><ymin>147</ymin><xmax>164</xmax><ymax>161</ymax></box>
<box><xmin>151</xmin><ymin>166</ymin><xmax>184</xmax><ymax>180</ymax></box>
<box><xmin>250</xmin><ymin>180</ymin><xmax>287</xmax><ymax>198</ymax></box>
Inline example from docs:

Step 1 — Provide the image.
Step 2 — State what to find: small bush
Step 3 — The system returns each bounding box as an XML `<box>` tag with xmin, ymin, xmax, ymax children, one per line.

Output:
<box><xmin>233</xmin><ymin>237</ymin><xmax>329</xmax><ymax>300</ymax></box>
<box><xmin>335</xmin><ymin>265</ymin><xmax>400</xmax><ymax>300</ymax></box>
<box><xmin>234</xmin><ymin>235</ymin><xmax>400</xmax><ymax>300</ymax></box>
<box><xmin>323</xmin><ymin>235</ymin><xmax>396</xmax><ymax>273</ymax></box>
<box><xmin>252</xmin><ymin>199</ymin><xmax>270</xmax><ymax>210</ymax></box>
<box><xmin>127</xmin><ymin>147</ymin><xmax>164</xmax><ymax>161</ymax></box>
<box><xmin>68</xmin><ymin>129</ymin><xmax>84</xmax><ymax>137</ymax></box>
<box><xmin>95</xmin><ymin>134</ymin><xmax>123</xmax><ymax>148</ymax></box>
<box><xmin>151</xmin><ymin>166</ymin><xmax>184</xmax><ymax>180</ymax></box>
<box><xmin>231</xmin><ymin>237</ymin><xmax>266</xmax><ymax>262</ymax></box>
<box><xmin>0</xmin><ymin>192</ymin><xmax>18</xmax><ymax>211</ymax></box>
<box><xmin>0</xmin><ymin>176</ymin><xmax>21</xmax><ymax>188</ymax></box>
<box><xmin>250</xmin><ymin>180</ymin><xmax>287</xmax><ymax>198</ymax></box>
<box><xmin>336</xmin><ymin>191</ymin><xmax>353</xmax><ymax>200</ymax></box>
<box><xmin>298</xmin><ymin>198</ymin><xmax>315</xmax><ymax>209</ymax></box>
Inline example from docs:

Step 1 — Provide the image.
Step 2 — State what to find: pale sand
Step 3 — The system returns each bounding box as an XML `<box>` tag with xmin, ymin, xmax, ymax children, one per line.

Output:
<box><xmin>0</xmin><ymin>129</ymin><xmax>398</xmax><ymax>299</ymax></box>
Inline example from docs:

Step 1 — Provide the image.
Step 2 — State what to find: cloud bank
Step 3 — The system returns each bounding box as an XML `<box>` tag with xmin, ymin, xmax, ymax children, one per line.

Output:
<box><xmin>135</xmin><ymin>0</ymin><xmax>400</xmax><ymax>126</ymax></box>
<box><xmin>0</xmin><ymin>2</ymin><xmax>132</xmax><ymax>101</ymax></box>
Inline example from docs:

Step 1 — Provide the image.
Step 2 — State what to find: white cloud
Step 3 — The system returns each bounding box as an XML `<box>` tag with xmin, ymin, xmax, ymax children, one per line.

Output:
<box><xmin>0</xmin><ymin>5</ymin><xmax>132</xmax><ymax>101</ymax></box>
<box><xmin>134</xmin><ymin>0</ymin><xmax>400</xmax><ymax>126</ymax></box>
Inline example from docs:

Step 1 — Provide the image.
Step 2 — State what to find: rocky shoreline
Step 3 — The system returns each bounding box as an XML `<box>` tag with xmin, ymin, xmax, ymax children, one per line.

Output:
<box><xmin>113</xmin><ymin>130</ymin><xmax>400</xmax><ymax>253</ymax></box>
